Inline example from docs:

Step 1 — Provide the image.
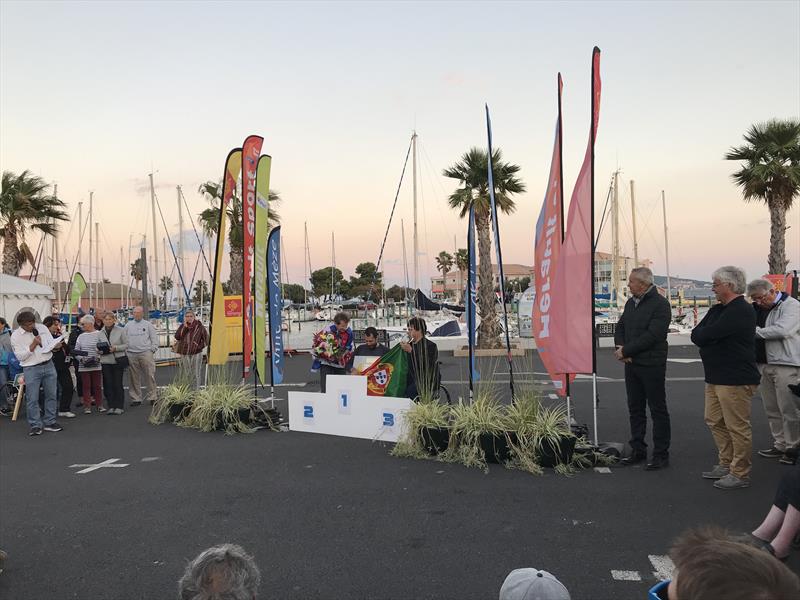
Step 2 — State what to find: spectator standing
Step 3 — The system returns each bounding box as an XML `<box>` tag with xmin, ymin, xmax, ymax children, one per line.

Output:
<box><xmin>748</xmin><ymin>278</ymin><xmax>800</xmax><ymax>465</ymax></box>
<box><xmin>124</xmin><ymin>306</ymin><xmax>159</xmax><ymax>405</ymax></box>
<box><xmin>75</xmin><ymin>315</ymin><xmax>105</xmax><ymax>414</ymax></box>
<box><xmin>173</xmin><ymin>309</ymin><xmax>207</xmax><ymax>389</ymax></box>
<box><xmin>741</xmin><ymin>466</ymin><xmax>800</xmax><ymax>561</ymax></box>
<box><xmin>613</xmin><ymin>267</ymin><xmax>673</xmax><ymax>470</ymax></box>
<box><xmin>10</xmin><ymin>311</ymin><xmax>64</xmax><ymax>436</ymax></box>
<box><xmin>178</xmin><ymin>544</ymin><xmax>261</xmax><ymax>600</ymax></box>
<box><xmin>99</xmin><ymin>312</ymin><xmax>128</xmax><ymax>414</ymax></box>
<box><xmin>43</xmin><ymin>316</ymin><xmax>75</xmax><ymax>418</ymax></box>
<box><xmin>0</xmin><ymin>317</ymin><xmax>13</xmax><ymax>416</ymax></box>
<box><xmin>691</xmin><ymin>266</ymin><xmax>760</xmax><ymax>490</ymax></box>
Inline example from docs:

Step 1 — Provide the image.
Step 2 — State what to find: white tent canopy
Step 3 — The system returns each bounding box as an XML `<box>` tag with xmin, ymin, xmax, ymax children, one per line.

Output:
<box><xmin>0</xmin><ymin>274</ymin><xmax>54</xmax><ymax>327</ymax></box>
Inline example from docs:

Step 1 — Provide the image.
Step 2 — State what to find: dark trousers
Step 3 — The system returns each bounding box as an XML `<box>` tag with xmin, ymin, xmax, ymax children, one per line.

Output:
<box><xmin>102</xmin><ymin>363</ymin><xmax>125</xmax><ymax>410</ymax></box>
<box><xmin>319</xmin><ymin>364</ymin><xmax>345</xmax><ymax>393</ymax></box>
<box><xmin>624</xmin><ymin>362</ymin><xmax>671</xmax><ymax>459</ymax></box>
<box><xmin>774</xmin><ymin>467</ymin><xmax>800</xmax><ymax>512</ymax></box>
<box><xmin>55</xmin><ymin>366</ymin><xmax>74</xmax><ymax>412</ymax></box>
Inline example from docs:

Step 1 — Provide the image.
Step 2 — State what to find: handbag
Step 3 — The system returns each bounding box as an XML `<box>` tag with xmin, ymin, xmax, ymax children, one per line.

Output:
<box><xmin>116</xmin><ymin>354</ymin><xmax>130</xmax><ymax>369</ymax></box>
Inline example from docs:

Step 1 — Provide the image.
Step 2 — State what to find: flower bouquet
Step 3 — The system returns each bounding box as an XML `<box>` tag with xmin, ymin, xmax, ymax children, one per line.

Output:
<box><xmin>312</xmin><ymin>330</ymin><xmax>353</xmax><ymax>368</ymax></box>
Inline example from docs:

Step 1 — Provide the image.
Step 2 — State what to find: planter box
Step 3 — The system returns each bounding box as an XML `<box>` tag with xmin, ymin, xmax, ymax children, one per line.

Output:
<box><xmin>420</xmin><ymin>427</ymin><xmax>450</xmax><ymax>455</ymax></box>
<box><xmin>479</xmin><ymin>432</ymin><xmax>515</xmax><ymax>463</ymax></box>
<box><xmin>453</xmin><ymin>345</ymin><xmax>525</xmax><ymax>358</ymax></box>
<box><xmin>167</xmin><ymin>402</ymin><xmax>191</xmax><ymax>422</ymax></box>
<box><xmin>213</xmin><ymin>407</ymin><xmax>252</xmax><ymax>431</ymax></box>
<box><xmin>538</xmin><ymin>436</ymin><xmax>577</xmax><ymax>468</ymax></box>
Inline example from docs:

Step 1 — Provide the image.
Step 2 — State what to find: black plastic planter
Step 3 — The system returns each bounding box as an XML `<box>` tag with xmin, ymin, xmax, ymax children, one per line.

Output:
<box><xmin>168</xmin><ymin>402</ymin><xmax>190</xmax><ymax>422</ymax></box>
<box><xmin>214</xmin><ymin>407</ymin><xmax>252</xmax><ymax>431</ymax></box>
<box><xmin>420</xmin><ymin>427</ymin><xmax>450</xmax><ymax>455</ymax></box>
<box><xmin>538</xmin><ymin>436</ymin><xmax>577</xmax><ymax>468</ymax></box>
<box><xmin>479</xmin><ymin>432</ymin><xmax>515</xmax><ymax>463</ymax></box>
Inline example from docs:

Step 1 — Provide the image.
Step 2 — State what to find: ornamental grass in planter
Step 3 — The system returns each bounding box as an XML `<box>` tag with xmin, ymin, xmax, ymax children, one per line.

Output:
<box><xmin>180</xmin><ymin>382</ymin><xmax>254</xmax><ymax>434</ymax></box>
<box><xmin>149</xmin><ymin>382</ymin><xmax>195</xmax><ymax>425</ymax></box>
<box><xmin>531</xmin><ymin>403</ymin><xmax>576</xmax><ymax>473</ymax></box>
<box><xmin>504</xmin><ymin>388</ymin><xmax>544</xmax><ymax>476</ymax></box>
<box><xmin>445</xmin><ymin>389</ymin><xmax>513</xmax><ymax>471</ymax></box>
<box><xmin>391</xmin><ymin>398</ymin><xmax>451</xmax><ymax>460</ymax></box>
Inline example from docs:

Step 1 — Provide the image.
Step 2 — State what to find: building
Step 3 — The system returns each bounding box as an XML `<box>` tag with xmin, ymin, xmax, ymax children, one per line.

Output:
<box><xmin>431</xmin><ymin>264</ymin><xmax>534</xmax><ymax>300</ymax></box>
<box><xmin>50</xmin><ymin>281</ymin><xmax>155</xmax><ymax>312</ymax></box>
<box><xmin>593</xmin><ymin>252</ymin><xmax>652</xmax><ymax>298</ymax></box>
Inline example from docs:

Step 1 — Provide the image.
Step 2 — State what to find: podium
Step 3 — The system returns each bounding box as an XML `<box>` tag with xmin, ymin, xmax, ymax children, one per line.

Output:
<box><xmin>288</xmin><ymin>375</ymin><xmax>412</xmax><ymax>442</ymax></box>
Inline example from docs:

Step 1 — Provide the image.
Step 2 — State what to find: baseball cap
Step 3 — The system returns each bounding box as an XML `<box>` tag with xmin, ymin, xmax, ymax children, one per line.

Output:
<box><xmin>499</xmin><ymin>568</ymin><xmax>571</xmax><ymax>600</ymax></box>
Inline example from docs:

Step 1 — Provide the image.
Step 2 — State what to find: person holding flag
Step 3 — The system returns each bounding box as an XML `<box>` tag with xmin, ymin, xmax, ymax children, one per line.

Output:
<box><xmin>347</xmin><ymin>327</ymin><xmax>388</xmax><ymax>373</ymax></box>
<box><xmin>400</xmin><ymin>317</ymin><xmax>439</xmax><ymax>401</ymax></box>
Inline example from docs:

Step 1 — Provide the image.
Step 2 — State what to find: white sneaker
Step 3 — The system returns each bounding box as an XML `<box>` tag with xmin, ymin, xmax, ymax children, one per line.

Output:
<box><xmin>84</xmin><ymin>407</ymin><xmax>92</xmax><ymax>414</ymax></box>
<box><xmin>116</xmin><ymin>409</ymin><xmax>125</xmax><ymax>415</ymax></box>
<box><xmin>58</xmin><ymin>411</ymin><xmax>77</xmax><ymax>418</ymax></box>
<box><xmin>98</xmin><ymin>406</ymin><xmax>107</xmax><ymax>413</ymax></box>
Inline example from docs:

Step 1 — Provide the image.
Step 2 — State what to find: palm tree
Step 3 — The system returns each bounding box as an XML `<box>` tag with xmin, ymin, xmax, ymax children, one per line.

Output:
<box><xmin>435</xmin><ymin>251</ymin><xmax>453</xmax><ymax>300</ymax></box>
<box><xmin>1</xmin><ymin>170</ymin><xmax>68</xmax><ymax>275</ymax></box>
<box><xmin>455</xmin><ymin>248</ymin><xmax>468</xmax><ymax>302</ymax></box>
<box><xmin>725</xmin><ymin>119</ymin><xmax>800</xmax><ymax>274</ymax></box>
<box><xmin>198</xmin><ymin>181</ymin><xmax>281</xmax><ymax>294</ymax></box>
<box><xmin>443</xmin><ymin>148</ymin><xmax>525</xmax><ymax>348</ymax></box>
<box><xmin>159</xmin><ymin>275</ymin><xmax>173</xmax><ymax>309</ymax></box>
<box><xmin>130</xmin><ymin>257</ymin><xmax>144</xmax><ymax>300</ymax></box>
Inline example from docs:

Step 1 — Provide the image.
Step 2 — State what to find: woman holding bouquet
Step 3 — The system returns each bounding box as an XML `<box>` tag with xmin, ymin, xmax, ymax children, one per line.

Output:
<box><xmin>311</xmin><ymin>312</ymin><xmax>354</xmax><ymax>393</ymax></box>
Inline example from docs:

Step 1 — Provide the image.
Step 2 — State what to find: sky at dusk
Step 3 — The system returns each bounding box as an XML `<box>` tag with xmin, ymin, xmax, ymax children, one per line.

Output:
<box><xmin>1</xmin><ymin>0</ymin><xmax>799</xmax><ymax>294</ymax></box>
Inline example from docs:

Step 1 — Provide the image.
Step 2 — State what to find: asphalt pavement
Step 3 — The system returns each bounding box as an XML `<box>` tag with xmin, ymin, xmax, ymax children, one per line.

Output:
<box><xmin>0</xmin><ymin>346</ymin><xmax>797</xmax><ymax>600</ymax></box>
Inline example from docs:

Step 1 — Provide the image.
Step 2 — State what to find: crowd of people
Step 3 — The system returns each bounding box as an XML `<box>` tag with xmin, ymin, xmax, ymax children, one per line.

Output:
<box><xmin>176</xmin><ymin>527</ymin><xmax>800</xmax><ymax>600</ymax></box>
<box><xmin>0</xmin><ymin>306</ymin><xmax>207</xmax><ymax>434</ymax></box>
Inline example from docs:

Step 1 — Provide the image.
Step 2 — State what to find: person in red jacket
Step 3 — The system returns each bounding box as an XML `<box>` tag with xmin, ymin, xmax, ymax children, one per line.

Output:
<box><xmin>174</xmin><ymin>310</ymin><xmax>208</xmax><ymax>389</ymax></box>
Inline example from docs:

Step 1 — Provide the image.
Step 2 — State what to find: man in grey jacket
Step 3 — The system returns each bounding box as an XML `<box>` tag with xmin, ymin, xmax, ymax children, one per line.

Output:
<box><xmin>124</xmin><ymin>306</ymin><xmax>159</xmax><ymax>406</ymax></box>
<box><xmin>748</xmin><ymin>279</ymin><xmax>800</xmax><ymax>465</ymax></box>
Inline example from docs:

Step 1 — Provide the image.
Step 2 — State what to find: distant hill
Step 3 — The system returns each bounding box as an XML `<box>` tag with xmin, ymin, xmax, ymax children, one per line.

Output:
<box><xmin>653</xmin><ymin>275</ymin><xmax>710</xmax><ymax>288</ymax></box>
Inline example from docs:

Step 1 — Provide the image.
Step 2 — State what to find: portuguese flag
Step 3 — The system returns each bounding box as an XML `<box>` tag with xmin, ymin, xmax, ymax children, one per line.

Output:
<box><xmin>361</xmin><ymin>345</ymin><xmax>409</xmax><ymax>397</ymax></box>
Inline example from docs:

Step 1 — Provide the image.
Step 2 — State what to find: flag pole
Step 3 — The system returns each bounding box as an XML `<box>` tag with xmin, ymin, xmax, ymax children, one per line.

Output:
<box><xmin>556</xmin><ymin>72</ymin><xmax>572</xmax><ymax>427</ymax></box>
<box><xmin>590</xmin><ymin>47</ymin><xmax>601</xmax><ymax>444</ymax></box>
<box><xmin>484</xmin><ymin>104</ymin><xmax>515</xmax><ymax>401</ymax></box>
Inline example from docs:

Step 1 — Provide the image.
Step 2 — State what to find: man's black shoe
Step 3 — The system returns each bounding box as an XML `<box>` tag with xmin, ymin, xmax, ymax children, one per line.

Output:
<box><xmin>645</xmin><ymin>457</ymin><xmax>669</xmax><ymax>471</ymax></box>
<box><xmin>620</xmin><ymin>453</ymin><xmax>647</xmax><ymax>466</ymax></box>
<box><xmin>28</xmin><ymin>427</ymin><xmax>42</xmax><ymax>436</ymax></box>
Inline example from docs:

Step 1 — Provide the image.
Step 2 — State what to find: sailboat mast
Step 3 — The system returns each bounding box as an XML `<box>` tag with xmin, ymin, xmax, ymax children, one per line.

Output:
<box><xmin>120</xmin><ymin>246</ymin><xmax>124</xmax><ymax>312</ymax></box>
<box><xmin>177</xmin><ymin>186</ymin><xmax>184</xmax><ymax>308</ymax></box>
<box><xmin>412</xmin><ymin>131</ymin><xmax>418</xmax><ymax>292</ymax></box>
<box><xmin>401</xmin><ymin>218</ymin><xmax>410</xmax><ymax>307</ymax></box>
<box><xmin>303</xmin><ymin>222</ymin><xmax>309</xmax><ymax>311</ymax></box>
<box><xmin>662</xmin><ymin>190</ymin><xmax>672</xmax><ymax>305</ymax></box>
<box><xmin>611</xmin><ymin>170</ymin><xmax>620</xmax><ymax>304</ymax></box>
<box><xmin>95</xmin><ymin>222</ymin><xmax>99</xmax><ymax>309</ymax></box>
<box><xmin>331</xmin><ymin>232</ymin><xmax>335</xmax><ymax>301</ymax></box>
<box><xmin>630</xmin><ymin>180</ymin><xmax>639</xmax><ymax>266</ymax></box>
<box><xmin>149</xmin><ymin>173</ymin><xmax>160</xmax><ymax>300</ymax></box>
<box><xmin>88</xmin><ymin>191</ymin><xmax>93</xmax><ymax>310</ymax></box>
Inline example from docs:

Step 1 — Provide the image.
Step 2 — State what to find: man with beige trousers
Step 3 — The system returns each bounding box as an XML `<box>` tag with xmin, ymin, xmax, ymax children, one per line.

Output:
<box><xmin>691</xmin><ymin>266</ymin><xmax>761</xmax><ymax>490</ymax></box>
<box><xmin>124</xmin><ymin>306</ymin><xmax>159</xmax><ymax>405</ymax></box>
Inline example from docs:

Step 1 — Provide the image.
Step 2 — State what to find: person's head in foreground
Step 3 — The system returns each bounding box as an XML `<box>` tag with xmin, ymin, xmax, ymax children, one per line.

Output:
<box><xmin>178</xmin><ymin>543</ymin><xmax>261</xmax><ymax>600</ymax></box>
<box><xmin>499</xmin><ymin>567</ymin><xmax>570</xmax><ymax>600</ymax></box>
<box><xmin>406</xmin><ymin>317</ymin><xmax>427</xmax><ymax>342</ymax></box>
<box><xmin>649</xmin><ymin>526</ymin><xmax>800</xmax><ymax>600</ymax></box>
<box><xmin>364</xmin><ymin>326</ymin><xmax>379</xmax><ymax>348</ymax></box>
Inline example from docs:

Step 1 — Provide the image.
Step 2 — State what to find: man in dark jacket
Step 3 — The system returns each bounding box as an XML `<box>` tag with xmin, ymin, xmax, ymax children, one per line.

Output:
<box><xmin>614</xmin><ymin>267</ymin><xmax>672</xmax><ymax>470</ymax></box>
<box><xmin>400</xmin><ymin>317</ymin><xmax>439</xmax><ymax>401</ymax></box>
<box><xmin>691</xmin><ymin>266</ymin><xmax>760</xmax><ymax>491</ymax></box>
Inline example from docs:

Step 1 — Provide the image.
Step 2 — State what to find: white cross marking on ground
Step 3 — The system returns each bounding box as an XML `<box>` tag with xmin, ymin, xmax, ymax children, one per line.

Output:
<box><xmin>594</xmin><ymin>467</ymin><xmax>612</xmax><ymax>473</ymax></box>
<box><xmin>548</xmin><ymin>393</ymin><xmax>558</xmax><ymax>400</ymax></box>
<box><xmin>648</xmin><ymin>554</ymin><xmax>675</xmax><ymax>581</ymax></box>
<box><xmin>69</xmin><ymin>458</ymin><xmax>130</xmax><ymax>474</ymax></box>
<box><xmin>611</xmin><ymin>570</ymin><xmax>642</xmax><ymax>581</ymax></box>
<box><xmin>667</xmin><ymin>358</ymin><xmax>702</xmax><ymax>363</ymax></box>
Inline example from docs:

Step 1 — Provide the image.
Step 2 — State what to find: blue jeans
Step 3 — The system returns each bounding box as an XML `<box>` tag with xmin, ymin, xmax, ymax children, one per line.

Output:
<box><xmin>23</xmin><ymin>361</ymin><xmax>57</xmax><ymax>428</ymax></box>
